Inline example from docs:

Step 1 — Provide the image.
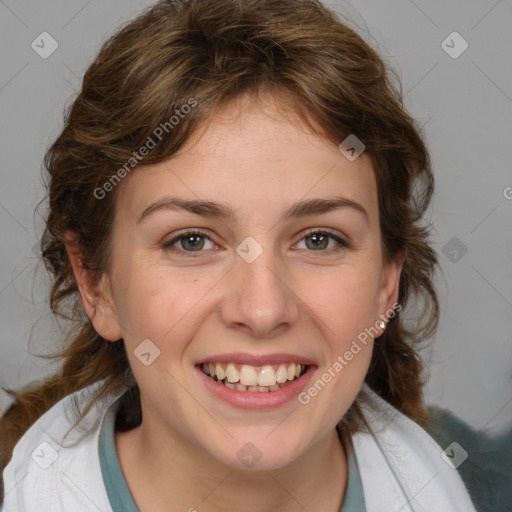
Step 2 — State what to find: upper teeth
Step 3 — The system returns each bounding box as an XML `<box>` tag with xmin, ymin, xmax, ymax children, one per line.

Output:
<box><xmin>201</xmin><ymin>362</ymin><xmax>304</xmax><ymax>387</ymax></box>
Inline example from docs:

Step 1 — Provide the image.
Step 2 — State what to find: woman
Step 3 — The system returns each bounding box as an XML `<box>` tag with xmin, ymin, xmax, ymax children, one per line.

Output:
<box><xmin>1</xmin><ymin>0</ymin><xmax>507</xmax><ymax>510</ymax></box>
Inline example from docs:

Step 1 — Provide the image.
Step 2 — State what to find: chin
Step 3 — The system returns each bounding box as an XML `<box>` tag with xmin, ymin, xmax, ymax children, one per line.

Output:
<box><xmin>206</xmin><ymin>430</ymin><xmax>311</xmax><ymax>472</ymax></box>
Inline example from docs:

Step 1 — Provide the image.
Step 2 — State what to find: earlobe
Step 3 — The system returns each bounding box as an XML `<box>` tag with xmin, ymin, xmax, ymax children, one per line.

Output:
<box><xmin>65</xmin><ymin>241</ymin><xmax>123</xmax><ymax>342</ymax></box>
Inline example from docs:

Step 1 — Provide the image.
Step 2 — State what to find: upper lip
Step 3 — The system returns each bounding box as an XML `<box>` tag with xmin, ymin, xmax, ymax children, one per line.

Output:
<box><xmin>197</xmin><ymin>352</ymin><xmax>317</xmax><ymax>367</ymax></box>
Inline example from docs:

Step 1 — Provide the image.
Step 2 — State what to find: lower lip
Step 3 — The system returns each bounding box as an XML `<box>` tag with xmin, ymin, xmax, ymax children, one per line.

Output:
<box><xmin>197</xmin><ymin>365</ymin><xmax>316</xmax><ymax>410</ymax></box>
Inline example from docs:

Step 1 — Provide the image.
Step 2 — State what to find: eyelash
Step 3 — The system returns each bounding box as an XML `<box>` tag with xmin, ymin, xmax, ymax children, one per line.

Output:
<box><xmin>161</xmin><ymin>229</ymin><xmax>350</xmax><ymax>258</ymax></box>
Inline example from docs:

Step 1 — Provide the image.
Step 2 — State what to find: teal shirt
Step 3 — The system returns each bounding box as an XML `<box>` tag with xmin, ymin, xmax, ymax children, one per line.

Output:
<box><xmin>99</xmin><ymin>393</ymin><xmax>512</xmax><ymax>512</ymax></box>
<box><xmin>2</xmin><ymin>388</ymin><xmax>509</xmax><ymax>510</ymax></box>
<box><xmin>98</xmin><ymin>394</ymin><xmax>139</xmax><ymax>512</ymax></box>
<box><xmin>98</xmin><ymin>395</ymin><xmax>366</xmax><ymax>511</ymax></box>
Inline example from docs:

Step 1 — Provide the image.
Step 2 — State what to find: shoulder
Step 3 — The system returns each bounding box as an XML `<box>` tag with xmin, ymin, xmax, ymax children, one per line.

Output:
<box><xmin>423</xmin><ymin>405</ymin><xmax>512</xmax><ymax>512</ymax></box>
<box><xmin>0</xmin><ymin>387</ymin><xmax>19</xmax><ymax>504</ymax></box>
<box><xmin>1</xmin><ymin>380</ymin><xmax>123</xmax><ymax>511</ymax></box>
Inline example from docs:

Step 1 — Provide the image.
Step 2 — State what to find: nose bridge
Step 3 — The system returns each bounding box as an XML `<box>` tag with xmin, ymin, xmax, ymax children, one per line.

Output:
<box><xmin>221</xmin><ymin>237</ymin><xmax>299</xmax><ymax>336</ymax></box>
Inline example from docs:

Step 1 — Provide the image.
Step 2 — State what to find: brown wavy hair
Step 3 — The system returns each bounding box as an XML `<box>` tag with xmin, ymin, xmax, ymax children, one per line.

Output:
<box><xmin>0</xmin><ymin>0</ymin><xmax>438</xmax><ymax>480</ymax></box>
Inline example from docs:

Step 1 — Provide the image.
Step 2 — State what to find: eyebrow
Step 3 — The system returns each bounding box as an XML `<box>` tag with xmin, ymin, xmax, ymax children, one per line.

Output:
<box><xmin>136</xmin><ymin>195</ymin><xmax>369</xmax><ymax>226</ymax></box>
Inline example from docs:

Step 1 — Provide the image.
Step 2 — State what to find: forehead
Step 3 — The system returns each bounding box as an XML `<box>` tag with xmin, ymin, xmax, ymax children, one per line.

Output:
<box><xmin>115</xmin><ymin>95</ymin><xmax>379</xmax><ymax>226</ymax></box>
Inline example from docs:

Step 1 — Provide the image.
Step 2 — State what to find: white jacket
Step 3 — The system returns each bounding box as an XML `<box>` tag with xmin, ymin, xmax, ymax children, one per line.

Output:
<box><xmin>1</xmin><ymin>380</ymin><xmax>478</xmax><ymax>512</ymax></box>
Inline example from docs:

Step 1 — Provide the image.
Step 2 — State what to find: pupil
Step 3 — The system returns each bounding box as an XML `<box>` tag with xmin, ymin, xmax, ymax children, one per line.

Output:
<box><xmin>307</xmin><ymin>233</ymin><xmax>328</xmax><ymax>250</ymax></box>
<box><xmin>183</xmin><ymin>235</ymin><xmax>204</xmax><ymax>251</ymax></box>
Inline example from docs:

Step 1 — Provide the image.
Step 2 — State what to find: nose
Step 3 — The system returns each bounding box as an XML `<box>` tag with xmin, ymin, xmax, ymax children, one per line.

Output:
<box><xmin>219</xmin><ymin>244</ymin><xmax>300</xmax><ymax>339</ymax></box>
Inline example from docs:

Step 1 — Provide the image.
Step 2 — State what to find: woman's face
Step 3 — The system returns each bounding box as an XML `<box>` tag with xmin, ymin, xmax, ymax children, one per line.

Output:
<box><xmin>94</xmin><ymin>96</ymin><xmax>402</xmax><ymax>470</ymax></box>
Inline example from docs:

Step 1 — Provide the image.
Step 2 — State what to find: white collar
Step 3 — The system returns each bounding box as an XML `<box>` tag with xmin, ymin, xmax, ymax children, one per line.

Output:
<box><xmin>352</xmin><ymin>383</ymin><xmax>477</xmax><ymax>512</ymax></box>
<box><xmin>2</xmin><ymin>381</ymin><xmax>477</xmax><ymax>512</ymax></box>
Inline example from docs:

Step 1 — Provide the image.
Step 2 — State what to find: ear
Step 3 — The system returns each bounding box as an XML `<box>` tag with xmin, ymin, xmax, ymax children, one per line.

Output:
<box><xmin>65</xmin><ymin>239</ymin><xmax>123</xmax><ymax>342</ymax></box>
<box><xmin>376</xmin><ymin>248</ymin><xmax>405</xmax><ymax>334</ymax></box>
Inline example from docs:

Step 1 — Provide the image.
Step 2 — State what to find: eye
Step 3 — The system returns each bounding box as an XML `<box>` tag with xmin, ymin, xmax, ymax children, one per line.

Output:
<box><xmin>162</xmin><ymin>230</ymin><xmax>217</xmax><ymax>256</ymax></box>
<box><xmin>295</xmin><ymin>229</ymin><xmax>349</xmax><ymax>252</ymax></box>
<box><xmin>161</xmin><ymin>228</ymin><xmax>350</xmax><ymax>258</ymax></box>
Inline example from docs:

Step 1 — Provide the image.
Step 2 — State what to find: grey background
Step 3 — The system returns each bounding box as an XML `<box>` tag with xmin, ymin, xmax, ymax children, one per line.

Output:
<box><xmin>1</xmin><ymin>0</ymin><xmax>511</xmax><ymax>432</ymax></box>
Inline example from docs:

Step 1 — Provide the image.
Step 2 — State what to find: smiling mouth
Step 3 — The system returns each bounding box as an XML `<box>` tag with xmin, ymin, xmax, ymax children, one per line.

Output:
<box><xmin>200</xmin><ymin>362</ymin><xmax>308</xmax><ymax>392</ymax></box>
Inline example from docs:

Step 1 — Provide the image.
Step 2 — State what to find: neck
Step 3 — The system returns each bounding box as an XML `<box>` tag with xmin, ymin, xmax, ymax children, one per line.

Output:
<box><xmin>116</xmin><ymin>419</ymin><xmax>347</xmax><ymax>512</ymax></box>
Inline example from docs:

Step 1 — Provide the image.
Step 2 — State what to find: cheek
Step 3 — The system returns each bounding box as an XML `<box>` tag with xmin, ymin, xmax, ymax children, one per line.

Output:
<box><xmin>111</xmin><ymin>258</ymin><xmax>212</xmax><ymax>346</ymax></box>
<box><xmin>300</xmin><ymin>266</ymin><xmax>382</xmax><ymax>342</ymax></box>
